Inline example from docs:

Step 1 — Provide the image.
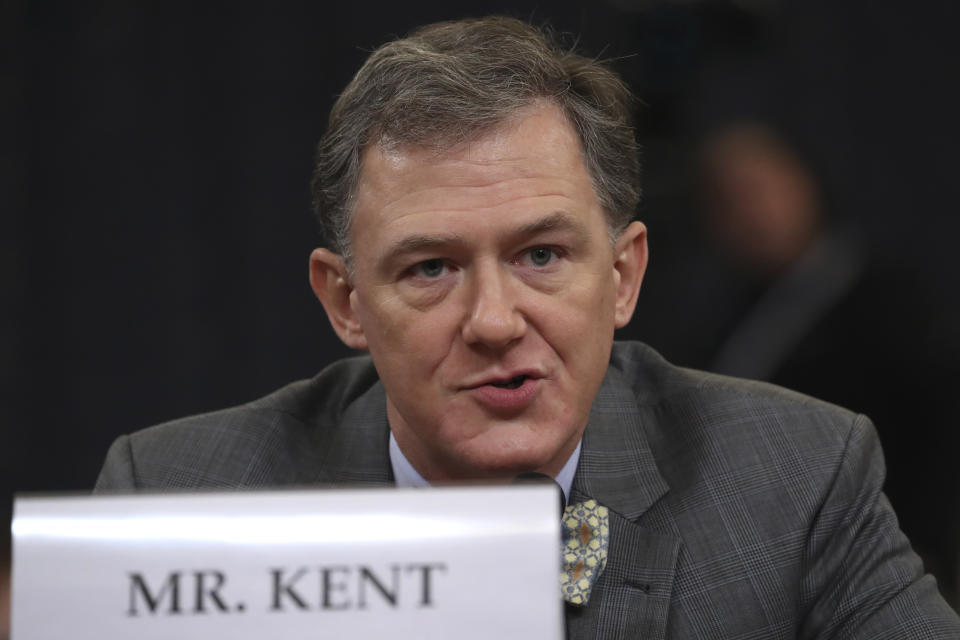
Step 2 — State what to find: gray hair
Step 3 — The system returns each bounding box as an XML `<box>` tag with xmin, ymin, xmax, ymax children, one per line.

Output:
<box><xmin>310</xmin><ymin>16</ymin><xmax>641</xmax><ymax>265</ymax></box>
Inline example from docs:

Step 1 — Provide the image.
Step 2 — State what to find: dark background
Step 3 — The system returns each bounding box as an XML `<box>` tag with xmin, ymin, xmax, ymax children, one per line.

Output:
<box><xmin>4</xmin><ymin>0</ymin><xmax>959</xmax><ymax>605</ymax></box>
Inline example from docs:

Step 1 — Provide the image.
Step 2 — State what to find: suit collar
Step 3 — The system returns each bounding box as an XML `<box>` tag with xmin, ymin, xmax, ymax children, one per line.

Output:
<box><xmin>568</xmin><ymin>349</ymin><xmax>680</xmax><ymax>640</ymax></box>
<box><xmin>571</xmin><ymin>359</ymin><xmax>670</xmax><ymax>520</ymax></box>
<box><xmin>315</xmin><ymin>377</ymin><xmax>394</xmax><ymax>486</ymax></box>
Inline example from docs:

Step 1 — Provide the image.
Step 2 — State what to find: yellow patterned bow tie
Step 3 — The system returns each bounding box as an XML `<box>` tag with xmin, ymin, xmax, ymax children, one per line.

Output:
<box><xmin>560</xmin><ymin>499</ymin><xmax>609</xmax><ymax>606</ymax></box>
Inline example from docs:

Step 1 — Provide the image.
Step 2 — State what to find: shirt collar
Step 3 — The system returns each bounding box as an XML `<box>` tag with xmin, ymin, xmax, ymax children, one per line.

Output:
<box><xmin>389</xmin><ymin>430</ymin><xmax>581</xmax><ymax>506</ymax></box>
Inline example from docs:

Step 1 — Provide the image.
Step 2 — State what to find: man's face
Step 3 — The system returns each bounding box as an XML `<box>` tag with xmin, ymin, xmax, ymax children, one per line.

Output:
<box><xmin>312</xmin><ymin>103</ymin><xmax>647</xmax><ymax>481</ymax></box>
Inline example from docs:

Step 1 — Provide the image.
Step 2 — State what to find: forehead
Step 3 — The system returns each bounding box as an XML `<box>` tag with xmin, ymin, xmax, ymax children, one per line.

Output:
<box><xmin>349</xmin><ymin>104</ymin><xmax>602</xmax><ymax>246</ymax></box>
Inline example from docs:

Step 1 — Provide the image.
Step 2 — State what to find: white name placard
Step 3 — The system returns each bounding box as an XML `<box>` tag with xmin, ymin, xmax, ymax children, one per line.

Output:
<box><xmin>12</xmin><ymin>486</ymin><xmax>562</xmax><ymax>639</ymax></box>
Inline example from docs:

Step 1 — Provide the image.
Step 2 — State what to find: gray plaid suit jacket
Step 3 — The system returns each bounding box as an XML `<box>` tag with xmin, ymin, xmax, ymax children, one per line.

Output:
<box><xmin>96</xmin><ymin>341</ymin><xmax>960</xmax><ymax>638</ymax></box>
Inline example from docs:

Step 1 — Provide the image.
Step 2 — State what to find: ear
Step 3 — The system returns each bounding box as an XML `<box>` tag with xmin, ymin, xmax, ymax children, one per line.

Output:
<box><xmin>309</xmin><ymin>248</ymin><xmax>368</xmax><ymax>349</ymax></box>
<box><xmin>611</xmin><ymin>221</ymin><xmax>649</xmax><ymax>328</ymax></box>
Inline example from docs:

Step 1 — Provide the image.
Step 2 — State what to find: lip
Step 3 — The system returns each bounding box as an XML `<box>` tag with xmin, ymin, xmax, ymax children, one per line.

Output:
<box><xmin>464</xmin><ymin>370</ymin><xmax>543</xmax><ymax>413</ymax></box>
<box><xmin>462</xmin><ymin>368</ymin><xmax>545</xmax><ymax>390</ymax></box>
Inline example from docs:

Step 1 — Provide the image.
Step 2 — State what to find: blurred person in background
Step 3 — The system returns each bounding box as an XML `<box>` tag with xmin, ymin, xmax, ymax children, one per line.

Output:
<box><xmin>698</xmin><ymin>122</ymin><xmax>960</xmax><ymax>605</ymax></box>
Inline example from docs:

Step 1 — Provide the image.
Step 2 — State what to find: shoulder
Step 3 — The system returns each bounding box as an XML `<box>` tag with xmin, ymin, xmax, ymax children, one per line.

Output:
<box><xmin>610</xmin><ymin>340</ymin><xmax>864</xmax><ymax>454</ymax></box>
<box><xmin>97</xmin><ymin>355</ymin><xmax>383</xmax><ymax>490</ymax></box>
<box><xmin>606</xmin><ymin>342</ymin><xmax>959</xmax><ymax>636</ymax></box>
<box><xmin>607</xmin><ymin>341</ymin><xmax>878</xmax><ymax>527</ymax></box>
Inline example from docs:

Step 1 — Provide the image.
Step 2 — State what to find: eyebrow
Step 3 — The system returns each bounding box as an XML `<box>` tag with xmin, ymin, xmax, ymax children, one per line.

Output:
<box><xmin>379</xmin><ymin>210</ymin><xmax>586</xmax><ymax>270</ymax></box>
<box><xmin>514</xmin><ymin>210</ymin><xmax>586</xmax><ymax>237</ymax></box>
<box><xmin>381</xmin><ymin>232</ymin><xmax>467</xmax><ymax>265</ymax></box>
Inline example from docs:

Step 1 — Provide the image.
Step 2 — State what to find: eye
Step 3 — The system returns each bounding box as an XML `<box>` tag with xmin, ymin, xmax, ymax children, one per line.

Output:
<box><xmin>412</xmin><ymin>258</ymin><xmax>447</xmax><ymax>278</ymax></box>
<box><xmin>526</xmin><ymin>247</ymin><xmax>558</xmax><ymax>267</ymax></box>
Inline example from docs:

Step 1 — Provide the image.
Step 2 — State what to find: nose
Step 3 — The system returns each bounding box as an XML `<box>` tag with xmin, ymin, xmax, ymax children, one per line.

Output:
<box><xmin>461</xmin><ymin>262</ymin><xmax>526</xmax><ymax>348</ymax></box>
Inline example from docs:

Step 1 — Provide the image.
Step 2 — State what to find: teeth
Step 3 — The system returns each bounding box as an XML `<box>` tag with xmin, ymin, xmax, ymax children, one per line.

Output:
<box><xmin>491</xmin><ymin>375</ymin><xmax>526</xmax><ymax>389</ymax></box>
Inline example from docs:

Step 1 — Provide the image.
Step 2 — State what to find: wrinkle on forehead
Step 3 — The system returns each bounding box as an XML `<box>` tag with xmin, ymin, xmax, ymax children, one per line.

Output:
<box><xmin>366</xmin><ymin>102</ymin><xmax>584</xmax><ymax>179</ymax></box>
<box><xmin>357</xmin><ymin>116</ymin><xmax>590</xmax><ymax>218</ymax></box>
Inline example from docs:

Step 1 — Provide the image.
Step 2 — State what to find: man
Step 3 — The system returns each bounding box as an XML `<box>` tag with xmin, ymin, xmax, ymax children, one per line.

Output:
<box><xmin>96</xmin><ymin>16</ymin><xmax>960</xmax><ymax>637</ymax></box>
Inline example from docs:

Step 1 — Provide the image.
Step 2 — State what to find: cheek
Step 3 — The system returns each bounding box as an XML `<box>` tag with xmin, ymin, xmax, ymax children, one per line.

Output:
<box><xmin>549</xmin><ymin>271</ymin><xmax>617</xmax><ymax>334</ymax></box>
<box><xmin>358</xmin><ymin>292</ymin><xmax>459</xmax><ymax>368</ymax></box>
<box><xmin>540</xmin><ymin>277</ymin><xmax>617</xmax><ymax>388</ymax></box>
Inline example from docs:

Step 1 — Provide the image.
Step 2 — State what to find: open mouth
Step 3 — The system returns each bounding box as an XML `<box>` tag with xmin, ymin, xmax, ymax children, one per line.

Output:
<box><xmin>489</xmin><ymin>375</ymin><xmax>528</xmax><ymax>389</ymax></box>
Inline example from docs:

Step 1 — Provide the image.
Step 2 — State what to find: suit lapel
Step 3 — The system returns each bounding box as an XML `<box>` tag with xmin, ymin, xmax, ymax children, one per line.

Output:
<box><xmin>567</xmin><ymin>362</ymin><xmax>680</xmax><ymax>639</ymax></box>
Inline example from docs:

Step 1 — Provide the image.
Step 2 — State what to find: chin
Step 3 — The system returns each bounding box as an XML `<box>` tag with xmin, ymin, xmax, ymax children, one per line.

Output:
<box><xmin>450</xmin><ymin>438</ymin><xmax>566</xmax><ymax>480</ymax></box>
